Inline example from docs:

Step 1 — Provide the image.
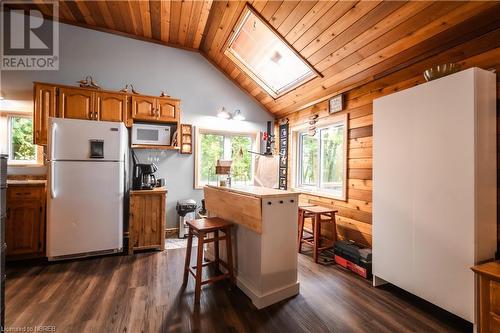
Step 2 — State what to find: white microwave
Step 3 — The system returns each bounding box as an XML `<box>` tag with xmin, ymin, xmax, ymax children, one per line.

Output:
<box><xmin>132</xmin><ymin>123</ymin><xmax>171</xmax><ymax>146</ymax></box>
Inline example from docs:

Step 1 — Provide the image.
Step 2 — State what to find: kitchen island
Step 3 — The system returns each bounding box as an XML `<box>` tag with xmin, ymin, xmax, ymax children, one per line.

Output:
<box><xmin>204</xmin><ymin>185</ymin><xmax>299</xmax><ymax>309</ymax></box>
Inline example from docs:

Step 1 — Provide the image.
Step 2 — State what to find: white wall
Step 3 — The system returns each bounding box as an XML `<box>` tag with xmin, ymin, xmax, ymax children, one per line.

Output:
<box><xmin>1</xmin><ymin>18</ymin><xmax>273</xmax><ymax>227</ymax></box>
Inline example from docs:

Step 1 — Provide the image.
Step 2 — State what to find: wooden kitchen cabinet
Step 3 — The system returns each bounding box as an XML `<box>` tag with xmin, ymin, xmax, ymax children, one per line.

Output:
<box><xmin>131</xmin><ymin>95</ymin><xmax>180</xmax><ymax>123</ymax></box>
<box><xmin>95</xmin><ymin>91</ymin><xmax>127</xmax><ymax>122</ymax></box>
<box><xmin>472</xmin><ymin>261</ymin><xmax>500</xmax><ymax>333</ymax></box>
<box><xmin>129</xmin><ymin>188</ymin><xmax>167</xmax><ymax>254</ymax></box>
<box><xmin>33</xmin><ymin>83</ymin><xmax>57</xmax><ymax>145</ymax></box>
<box><xmin>131</xmin><ymin>96</ymin><xmax>156</xmax><ymax>121</ymax></box>
<box><xmin>58</xmin><ymin>87</ymin><xmax>95</xmax><ymax>120</ymax></box>
<box><xmin>5</xmin><ymin>184</ymin><xmax>46</xmax><ymax>259</ymax></box>
<box><xmin>156</xmin><ymin>98</ymin><xmax>179</xmax><ymax>122</ymax></box>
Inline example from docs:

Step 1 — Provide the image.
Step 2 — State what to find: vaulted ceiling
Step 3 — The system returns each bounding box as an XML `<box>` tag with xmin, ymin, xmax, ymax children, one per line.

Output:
<box><xmin>12</xmin><ymin>1</ymin><xmax>500</xmax><ymax>116</ymax></box>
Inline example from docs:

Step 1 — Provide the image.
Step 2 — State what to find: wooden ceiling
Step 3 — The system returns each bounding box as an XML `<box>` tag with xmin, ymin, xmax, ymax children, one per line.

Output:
<box><xmin>13</xmin><ymin>1</ymin><xmax>500</xmax><ymax>116</ymax></box>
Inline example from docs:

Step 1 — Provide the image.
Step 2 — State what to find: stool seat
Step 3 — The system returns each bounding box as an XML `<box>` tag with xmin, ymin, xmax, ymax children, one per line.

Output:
<box><xmin>187</xmin><ymin>217</ymin><xmax>233</xmax><ymax>232</ymax></box>
<box><xmin>182</xmin><ymin>217</ymin><xmax>234</xmax><ymax>305</ymax></box>
<box><xmin>302</xmin><ymin>205</ymin><xmax>337</xmax><ymax>214</ymax></box>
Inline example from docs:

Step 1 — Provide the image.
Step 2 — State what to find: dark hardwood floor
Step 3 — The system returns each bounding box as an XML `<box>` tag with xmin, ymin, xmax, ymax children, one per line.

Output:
<box><xmin>6</xmin><ymin>248</ymin><xmax>471</xmax><ymax>333</ymax></box>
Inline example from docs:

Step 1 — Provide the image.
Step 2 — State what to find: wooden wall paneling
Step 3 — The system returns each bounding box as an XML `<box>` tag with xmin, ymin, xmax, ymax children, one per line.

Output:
<box><xmin>276</xmin><ymin>0</ymin><xmax>317</xmax><ymax>37</ymax></box>
<box><xmin>321</xmin><ymin>1</ymin><xmax>434</xmax><ymax>68</ymax></box>
<box><xmin>184</xmin><ymin>0</ymin><xmax>203</xmax><ymax>47</ymax></box>
<box><xmin>284</xmin><ymin>1</ymin><xmax>338</xmax><ymax>45</ymax></box>
<box><xmin>291</xmin><ymin>1</ymin><xmax>357</xmax><ymax>52</ymax></box>
<box><xmin>268</xmin><ymin>1</ymin><xmax>300</xmax><ymax>29</ymax></box>
<box><xmin>200</xmin><ymin>0</ymin><xmax>228</xmax><ymax>53</ymax></box>
<box><xmin>207</xmin><ymin>1</ymin><xmax>246</xmax><ymax>61</ymax></box>
<box><xmin>168</xmin><ymin>0</ymin><xmax>182</xmax><ymax>44</ymax></box>
<box><xmin>177</xmin><ymin>0</ymin><xmax>194</xmax><ymax>45</ymax></box>
<box><xmin>300</xmin><ymin>0</ymin><xmax>385</xmax><ymax>59</ymax></box>
<box><xmin>271</xmin><ymin>2</ymin><xmax>495</xmax><ymax>114</ymax></box>
<box><xmin>160</xmin><ymin>0</ymin><xmax>171</xmax><ymax>43</ymax></box>
<box><xmin>260</xmin><ymin>1</ymin><xmax>283</xmax><ymax>21</ymax></box>
<box><xmin>193</xmin><ymin>1</ymin><xmax>213</xmax><ymax>48</ymax></box>
<box><xmin>149</xmin><ymin>0</ymin><xmax>162</xmax><ymax>41</ymax></box>
<box><xmin>96</xmin><ymin>0</ymin><xmax>116</xmax><ymax>30</ymax></box>
<box><xmin>138</xmin><ymin>0</ymin><xmax>152</xmax><ymax>39</ymax></box>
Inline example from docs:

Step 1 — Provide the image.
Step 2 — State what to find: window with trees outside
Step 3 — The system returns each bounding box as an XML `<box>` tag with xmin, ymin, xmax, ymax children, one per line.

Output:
<box><xmin>196</xmin><ymin>130</ymin><xmax>255</xmax><ymax>188</ymax></box>
<box><xmin>8</xmin><ymin>115</ymin><xmax>38</xmax><ymax>164</ymax></box>
<box><xmin>296</xmin><ymin>120</ymin><xmax>347</xmax><ymax>200</ymax></box>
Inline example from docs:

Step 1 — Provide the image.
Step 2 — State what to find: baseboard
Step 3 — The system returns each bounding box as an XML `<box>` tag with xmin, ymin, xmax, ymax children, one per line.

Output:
<box><xmin>236</xmin><ymin>276</ymin><xmax>300</xmax><ymax>309</ymax></box>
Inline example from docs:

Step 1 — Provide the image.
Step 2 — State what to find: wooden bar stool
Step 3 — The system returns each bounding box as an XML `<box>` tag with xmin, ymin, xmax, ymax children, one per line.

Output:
<box><xmin>182</xmin><ymin>217</ymin><xmax>234</xmax><ymax>304</ymax></box>
<box><xmin>298</xmin><ymin>206</ymin><xmax>338</xmax><ymax>263</ymax></box>
<box><xmin>298</xmin><ymin>203</ymin><xmax>316</xmax><ymax>250</ymax></box>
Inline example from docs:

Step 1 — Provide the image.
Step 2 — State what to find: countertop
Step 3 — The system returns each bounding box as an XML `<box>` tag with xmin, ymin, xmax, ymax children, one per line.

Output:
<box><xmin>205</xmin><ymin>185</ymin><xmax>298</xmax><ymax>199</ymax></box>
<box><xmin>130</xmin><ymin>187</ymin><xmax>167</xmax><ymax>194</ymax></box>
<box><xmin>471</xmin><ymin>261</ymin><xmax>500</xmax><ymax>280</ymax></box>
<box><xmin>7</xmin><ymin>180</ymin><xmax>47</xmax><ymax>187</ymax></box>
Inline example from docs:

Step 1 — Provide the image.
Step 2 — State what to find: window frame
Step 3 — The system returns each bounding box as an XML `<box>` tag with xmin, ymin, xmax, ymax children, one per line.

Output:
<box><xmin>223</xmin><ymin>4</ymin><xmax>320</xmax><ymax>99</ymax></box>
<box><xmin>291</xmin><ymin>113</ymin><xmax>348</xmax><ymax>201</ymax></box>
<box><xmin>6</xmin><ymin>113</ymin><xmax>43</xmax><ymax>166</ymax></box>
<box><xmin>194</xmin><ymin>127</ymin><xmax>260</xmax><ymax>189</ymax></box>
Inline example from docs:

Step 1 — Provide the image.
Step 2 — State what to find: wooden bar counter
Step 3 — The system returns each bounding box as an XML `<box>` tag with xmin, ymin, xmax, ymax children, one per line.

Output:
<box><xmin>204</xmin><ymin>185</ymin><xmax>299</xmax><ymax>309</ymax></box>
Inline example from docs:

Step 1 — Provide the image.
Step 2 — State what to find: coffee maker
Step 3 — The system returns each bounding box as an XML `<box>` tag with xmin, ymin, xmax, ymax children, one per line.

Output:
<box><xmin>132</xmin><ymin>150</ymin><xmax>158</xmax><ymax>190</ymax></box>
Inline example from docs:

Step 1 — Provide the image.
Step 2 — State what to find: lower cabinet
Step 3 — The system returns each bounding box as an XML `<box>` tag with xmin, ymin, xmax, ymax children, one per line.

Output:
<box><xmin>128</xmin><ymin>188</ymin><xmax>166</xmax><ymax>254</ymax></box>
<box><xmin>5</xmin><ymin>184</ymin><xmax>46</xmax><ymax>259</ymax></box>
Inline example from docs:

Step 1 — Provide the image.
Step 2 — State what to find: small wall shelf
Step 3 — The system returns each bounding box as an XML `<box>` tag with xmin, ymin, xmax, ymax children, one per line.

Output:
<box><xmin>180</xmin><ymin>124</ymin><xmax>192</xmax><ymax>154</ymax></box>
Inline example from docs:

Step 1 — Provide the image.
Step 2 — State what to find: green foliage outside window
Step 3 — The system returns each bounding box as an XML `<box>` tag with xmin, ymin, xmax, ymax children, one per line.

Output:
<box><xmin>299</xmin><ymin>123</ymin><xmax>345</xmax><ymax>195</ymax></box>
<box><xmin>199</xmin><ymin>133</ymin><xmax>253</xmax><ymax>185</ymax></box>
<box><xmin>10</xmin><ymin>116</ymin><xmax>36</xmax><ymax>161</ymax></box>
<box><xmin>200</xmin><ymin>134</ymin><xmax>224</xmax><ymax>183</ymax></box>
<box><xmin>231</xmin><ymin>136</ymin><xmax>252</xmax><ymax>183</ymax></box>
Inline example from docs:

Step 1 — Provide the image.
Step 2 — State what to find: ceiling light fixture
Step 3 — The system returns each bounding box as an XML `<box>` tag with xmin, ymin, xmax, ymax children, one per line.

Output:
<box><xmin>216</xmin><ymin>107</ymin><xmax>246</xmax><ymax>121</ymax></box>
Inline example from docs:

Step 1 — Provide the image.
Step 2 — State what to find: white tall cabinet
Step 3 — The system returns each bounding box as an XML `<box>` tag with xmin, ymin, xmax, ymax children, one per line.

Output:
<box><xmin>373</xmin><ymin>68</ymin><xmax>497</xmax><ymax>323</ymax></box>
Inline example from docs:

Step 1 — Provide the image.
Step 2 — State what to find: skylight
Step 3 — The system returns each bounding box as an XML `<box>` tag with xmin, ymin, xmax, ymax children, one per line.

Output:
<box><xmin>224</xmin><ymin>7</ymin><xmax>318</xmax><ymax>98</ymax></box>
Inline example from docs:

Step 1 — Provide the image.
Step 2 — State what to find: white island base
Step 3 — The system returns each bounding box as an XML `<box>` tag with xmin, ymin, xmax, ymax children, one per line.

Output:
<box><xmin>204</xmin><ymin>185</ymin><xmax>299</xmax><ymax>309</ymax></box>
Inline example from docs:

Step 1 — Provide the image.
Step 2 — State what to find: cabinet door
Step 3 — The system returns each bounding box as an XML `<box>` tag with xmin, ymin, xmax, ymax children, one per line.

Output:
<box><xmin>131</xmin><ymin>96</ymin><xmax>156</xmax><ymax>121</ymax></box>
<box><xmin>129</xmin><ymin>193</ymin><xmax>165</xmax><ymax>252</ymax></box>
<box><xmin>95</xmin><ymin>92</ymin><xmax>127</xmax><ymax>122</ymax></box>
<box><xmin>156</xmin><ymin>98</ymin><xmax>179</xmax><ymax>122</ymax></box>
<box><xmin>33</xmin><ymin>83</ymin><xmax>57</xmax><ymax>145</ymax></box>
<box><xmin>58</xmin><ymin>87</ymin><xmax>95</xmax><ymax>120</ymax></box>
<box><xmin>5</xmin><ymin>200</ymin><xmax>41</xmax><ymax>256</ymax></box>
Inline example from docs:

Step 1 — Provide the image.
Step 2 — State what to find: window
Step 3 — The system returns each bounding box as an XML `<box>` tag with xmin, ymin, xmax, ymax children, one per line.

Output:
<box><xmin>224</xmin><ymin>6</ymin><xmax>318</xmax><ymax>98</ymax></box>
<box><xmin>296</xmin><ymin>119</ymin><xmax>347</xmax><ymax>200</ymax></box>
<box><xmin>8</xmin><ymin>115</ymin><xmax>38</xmax><ymax>164</ymax></box>
<box><xmin>196</xmin><ymin>129</ymin><xmax>256</xmax><ymax>188</ymax></box>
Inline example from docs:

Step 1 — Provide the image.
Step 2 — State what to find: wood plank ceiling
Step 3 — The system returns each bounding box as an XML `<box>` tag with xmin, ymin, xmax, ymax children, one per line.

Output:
<box><xmin>16</xmin><ymin>1</ymin><xmax>500</xmax><ymax>116</ymax></box>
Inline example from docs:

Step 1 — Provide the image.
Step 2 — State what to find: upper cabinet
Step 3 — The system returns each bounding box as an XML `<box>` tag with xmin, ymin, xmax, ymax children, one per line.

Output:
<box><xmin>32</xmin><ymin>82</ymin><xmax>181</xmax><ymax>146</ymax></box>
<box><xmin>157</xmin><ymin>98</ymin><xmax>179</xmax><ymax>122</ymax></box>
<box><xmin>132</xmin><ymin>95</ymin><xmax>180</xmax><ymax>123</ymax></box>
<box><xmin>95</xmin><ymin>91</ymin><xmax>127</xmax><ymax>122</ymax></box>
<box><xmin>33</xmin><ymin>83</ymin><xmax>57</xmax><ymax>145</ymax></box>
<box><xmin>131</xmin><ymin>96</ymin><xmax>156</xmax><ymax>121</ymax></box>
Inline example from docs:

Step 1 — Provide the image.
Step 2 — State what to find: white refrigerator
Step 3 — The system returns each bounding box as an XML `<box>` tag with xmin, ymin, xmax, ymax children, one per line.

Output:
<box><xmin>47</xmin><ymin>118</ymin><xmax>128</xmax><ymax>260</ymax></box>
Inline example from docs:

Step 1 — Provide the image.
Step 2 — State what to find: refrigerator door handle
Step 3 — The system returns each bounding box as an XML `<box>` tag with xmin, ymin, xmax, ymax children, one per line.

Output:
<box><xmin>50</xmin><ymin>162</ymin><xmax>57</xmax><ymax>199</ymax></box>
<box><xmin>51</xmin><ymin>122</ymin><xmax>57</xmax><ymax>160</ymax></box>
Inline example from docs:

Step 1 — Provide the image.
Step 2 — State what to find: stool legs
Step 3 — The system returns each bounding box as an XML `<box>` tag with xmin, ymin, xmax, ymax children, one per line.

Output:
<box><xmin>298</xmin><ymin>209</ymin><xmax>304</xmax><ymax>253</ymax></box>
<box><xmin>225</xmin><ymin>227</ymin><xmax>235</xmax><ymax>284</ymax></box>
<box><xmin>182</xmin><ymin>229</ymin><xmax>193</xmax><ymax>287</ymax></box>
<box><xmin>194</xmin><ymin>231</ymin><xmax>205</xmax><ymax>304</ymax></box>
<box><xmin>313</xmin><ymin>213</ymin><xmax>320</xmax><ymax>263</ymax></box>
<box><xmin>214</xmin><ymin>230</ymin><xmax>220</xmax><ymax>272</ymax></box>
